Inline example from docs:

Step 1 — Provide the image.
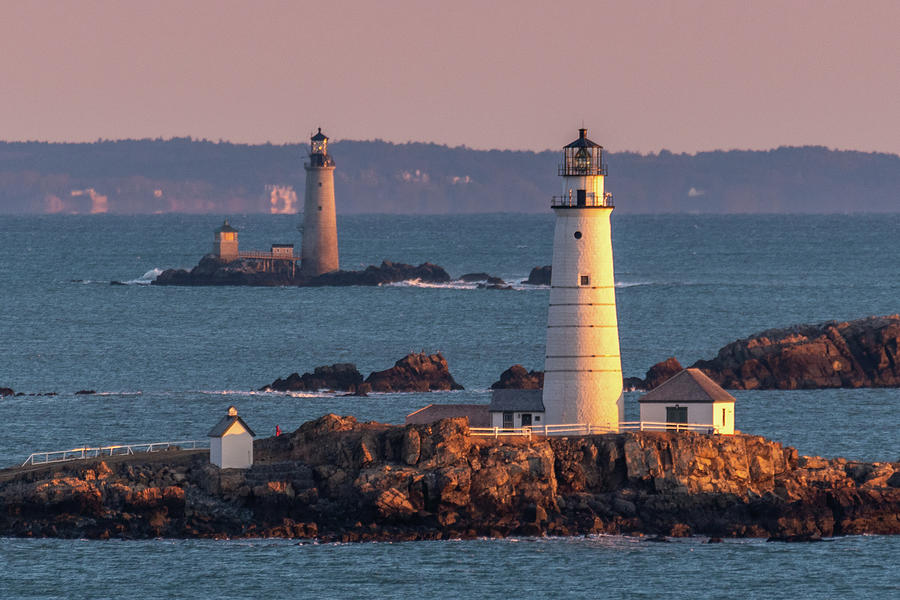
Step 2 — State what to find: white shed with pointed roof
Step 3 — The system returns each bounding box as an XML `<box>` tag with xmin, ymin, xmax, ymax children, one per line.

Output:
<box><xmin>208</xmin><ymin>405</ymin><xmax>256</xmax><ymax>469</ymax></box>
<box><xmin>638</xmin><ymin>369</ymin><xmax>736</xmax><ymax>435</ymax></box>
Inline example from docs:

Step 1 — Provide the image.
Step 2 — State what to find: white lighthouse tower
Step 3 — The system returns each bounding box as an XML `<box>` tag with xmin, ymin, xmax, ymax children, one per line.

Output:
<box><xmin>300</xmin><ymin>128</ymin><xmax>339</xmax><ymax>276</ymax></box>
<box><xmin>541</xmin><ymin>128</ymin><xmax>623</xmax><ymax>431</ymax></box>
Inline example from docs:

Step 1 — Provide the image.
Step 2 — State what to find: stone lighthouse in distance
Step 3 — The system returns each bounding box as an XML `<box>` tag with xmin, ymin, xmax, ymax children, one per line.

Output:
<box><xmin>541</xmin><ymin>128</ymin><xmax>623</xmax><ymax>431</ymax></box>
<box><xmin>300</xmin><ymin>128</ymin><xmax>339</xmax><ymax>277</ymax></box>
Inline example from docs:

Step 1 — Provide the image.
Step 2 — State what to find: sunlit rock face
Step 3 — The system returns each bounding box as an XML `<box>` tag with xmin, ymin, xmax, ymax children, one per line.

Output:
<box><xmin>2</xmin><ymin>415</ymin><xmax>898</xmax><ymax>542</ymax></box>
<box><xmin>688</xmin><ymin>315</ymin><xmax>900</xmax><ymax>389</ymax></box>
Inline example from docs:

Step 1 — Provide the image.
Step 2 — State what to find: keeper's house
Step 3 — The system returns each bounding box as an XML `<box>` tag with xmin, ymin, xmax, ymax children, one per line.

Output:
<box><xmin>638</xmin><ymin>369</ymin><xmax>735</xmax><ymax>434</ymax></box>
<box><xmin>489</xmin><ymin>389</ymin><xmax>545</xmax><ymax>429</ymax></box>
<box><xmin>208</xmin><ymin>405</ymin><xmax>256</xmax><ymax>468</ymax></box>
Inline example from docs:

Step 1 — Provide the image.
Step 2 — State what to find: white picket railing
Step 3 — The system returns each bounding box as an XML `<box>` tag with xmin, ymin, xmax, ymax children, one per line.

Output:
<box><xmin>21</xmin><ymin>440</ymin><xmax>209</xmax><ymax>467</ymax></box>
<box><xmin>470</xmin><ymin>421</ymin><xmax>718</xmax><ymax>439</ymax></box>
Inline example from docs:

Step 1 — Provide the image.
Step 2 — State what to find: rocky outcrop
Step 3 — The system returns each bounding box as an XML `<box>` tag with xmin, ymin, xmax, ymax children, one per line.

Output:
<box><xmin>154</xmin><ymin>255</ymin><xmax>297</xmax><ymax>287</ymax></box>
<box><xmin>263</xmin><ymin>353</ymin><xmax>463</xmax><ymax>394</ymax></box>
<box><xmin>690</xmin><ymin>315</ymin><xmax>900</xmax><ymax>390</ymax></box>
<box><xmin>365</xmin><ymin>353</ymin><xmax>464</xmax><ymax>392</ymax></box>
<box><xmin>310</xmin><ymin>261</ymin><xmax>450</xmax><ymax>287</ymax></box>
<box><xmin>458</xmin><ymin>272</ymin><xmax>505</xmax><ymax>286</ymax></box>
<box><xmin>491</xmin><ymin>366</ymin><xmax>647</xmax><ymax>392</ymax></box>
<box><xmin>622</xmin><ymin>377</ymin><xmax>645</xmax><ymax>392</ymax></box>
<box><xmin>1</xmin><ymin>415</ymin><xmax>897</xmax><ymax>541</ymax></box>
<box><xmin>644</xmin><ymin>357</ymin><xmax>683</xmax><ymax>390</ymax></box>
<box><xmin>525</xmin><ymin>265</ymin><xmax>551</xmax><ymax>286</ymax></box>
<box><xmin>153</xmin><ymin>257</ymin><xmax>451</xmax><ymax>287</ymax></box>
<box><xmin>262</xmin><ymin>364</ymin><xmax>368</xmax><ymax>394</ymax></box>
<box><xmin>490</xmin><ymin>365</ymin><xmax>544</xmax><ymax>390</ymax></box>
<box><xmin>0</xmin><ymin>387</ymin><xmax>14</xmax><ymax>397</ymax></box>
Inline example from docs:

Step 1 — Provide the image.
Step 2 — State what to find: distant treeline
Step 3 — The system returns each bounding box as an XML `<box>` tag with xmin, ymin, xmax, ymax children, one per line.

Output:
<box><xmin>0</xmin><ymin>138</ymin><xmax>897</xmax><ymax>214</ymax></box>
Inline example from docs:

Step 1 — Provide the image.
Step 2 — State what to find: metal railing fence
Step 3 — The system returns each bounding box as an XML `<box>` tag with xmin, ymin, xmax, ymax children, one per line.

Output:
<box><xmin>470</xmin><ymin>421</ymin><xmax>718</xmax><ymax>439</ymax></box>
<box><xmin>21</xmin><ymin>440</ymin><xmax>209</xmax><ymax>467</ymax></box>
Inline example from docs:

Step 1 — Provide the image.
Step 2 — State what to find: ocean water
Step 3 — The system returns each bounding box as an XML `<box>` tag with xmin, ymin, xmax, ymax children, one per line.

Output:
<box><xmin>1</xmin><ymin>213</ymin><xmax>899</xmax><ymax>598</ymax></box>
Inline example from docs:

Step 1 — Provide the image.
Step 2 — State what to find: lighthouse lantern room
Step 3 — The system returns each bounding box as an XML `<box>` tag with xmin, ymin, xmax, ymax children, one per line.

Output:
<box><xmin>541</xmin><ymin>128</ymin><xmax>623</xmax><ymax>431</ymax></box>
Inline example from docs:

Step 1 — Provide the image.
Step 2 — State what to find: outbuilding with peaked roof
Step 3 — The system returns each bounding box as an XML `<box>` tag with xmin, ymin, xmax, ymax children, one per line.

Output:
<box><xmin>638</xmin><ymin>368</ymin><xmax>736</xmax><ymax>434</ymax></box>
<box><xmin>208</xmin><ymin>405</ymin><xmax>256</xmax><ymax>468</ymax></box>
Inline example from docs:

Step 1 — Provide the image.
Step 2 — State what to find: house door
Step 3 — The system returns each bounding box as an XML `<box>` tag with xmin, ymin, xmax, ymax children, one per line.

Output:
<box><xmin>666</xmin><ymin>406</ymin><xmax>688</xmax><ymax>431</ymax></box>
<box><xmin>521</xmin><ymin>414</ymin><xmax>532</xmax><ymax>427</ymax></box>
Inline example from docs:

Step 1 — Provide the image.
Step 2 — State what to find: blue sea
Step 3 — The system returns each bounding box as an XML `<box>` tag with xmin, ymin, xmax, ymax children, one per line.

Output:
<box><xmin>1</xmin><ymin>213</ymin><xmax>898</xmax><ymax>598</ymax></box>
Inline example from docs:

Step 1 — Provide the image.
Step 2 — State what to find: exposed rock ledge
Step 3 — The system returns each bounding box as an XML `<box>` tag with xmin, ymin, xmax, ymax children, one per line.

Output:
<box><xmin>645</xmin><ymin>315</ymin><xmax>900</xmax><ymax>390</ymax></box>
<box><xmin>1</xmin><ymin>415</ymin><xmax>897</xmax><ymax>541</ymax></box>
<box><xmin>495</xmin><ymin>315</ymin><xmax>900</xmax><ymax>392</ymax></box>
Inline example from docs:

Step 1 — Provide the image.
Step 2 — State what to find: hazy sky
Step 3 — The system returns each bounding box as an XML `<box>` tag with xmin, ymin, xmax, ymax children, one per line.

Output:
<box><xmin>2</xmin><ymin>0</ymin><xmax>898</xmax><ymax>154</ymax></box>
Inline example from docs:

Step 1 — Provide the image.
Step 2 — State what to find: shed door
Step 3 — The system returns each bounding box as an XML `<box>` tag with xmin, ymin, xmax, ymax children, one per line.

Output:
<box><xmin>666</xmin><ymin>406</ymin><xmax>688</xmax><ymax>430</ymax></box>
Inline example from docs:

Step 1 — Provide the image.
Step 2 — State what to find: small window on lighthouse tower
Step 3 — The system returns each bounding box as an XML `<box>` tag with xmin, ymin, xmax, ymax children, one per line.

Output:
<box><xmin>580</xmin><ymin>275</ymin><xmax>590</xmax><ymax>286</ymax></box>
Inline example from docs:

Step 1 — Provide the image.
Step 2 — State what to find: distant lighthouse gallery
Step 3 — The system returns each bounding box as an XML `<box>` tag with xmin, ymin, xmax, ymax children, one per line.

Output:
<box><xmin>541</xmin><ymin>128</ymin><xmax>624</xmax><ymax>431</ymax></box>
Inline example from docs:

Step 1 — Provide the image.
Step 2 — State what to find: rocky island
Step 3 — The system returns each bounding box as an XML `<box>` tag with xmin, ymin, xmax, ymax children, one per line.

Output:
<box><xmin>494</xmin><ymin>315</ymin><xmax>900</xmax><ymax>392</ymax></box>
<box><xmin>153</xmin><ymin>257</ymin><xmax>453</xmax><ymax>287</ymax></box>
<box><xmin>644</xmin><ymin>315</ymin><xmax>900</xmax><ymax>390</ymax></box>
<box><xmin>1</xmin><ymin>415</ymin><xmax>897</xmax><ymax>541</ymax></box>
<box><xmin>262</xmin><ymin>353</ymin><xmax>464</xmax><ymax>394</ymax></box>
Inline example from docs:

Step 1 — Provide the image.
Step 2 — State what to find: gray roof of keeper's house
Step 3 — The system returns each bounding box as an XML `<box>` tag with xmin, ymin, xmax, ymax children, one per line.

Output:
<box><xmin>207</xmin><ymin>414</ymin><xmax>256</xmax><ymax>438</ymax></box>
<box><xmin>489</xmin><ymin>389</ymin><xmax>545</xmax><ymax>412</ymax></box>
<box><xmin>638</xmin><ymin>368</ymin><xmax>736</xmax><ymax>404</ymax></box>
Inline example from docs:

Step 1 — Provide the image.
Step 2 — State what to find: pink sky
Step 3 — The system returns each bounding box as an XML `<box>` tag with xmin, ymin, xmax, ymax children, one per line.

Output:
<box><xmin>2</xmin><ymin>0</ymin><xmax>898</xmax><ymax>154</ymax></box>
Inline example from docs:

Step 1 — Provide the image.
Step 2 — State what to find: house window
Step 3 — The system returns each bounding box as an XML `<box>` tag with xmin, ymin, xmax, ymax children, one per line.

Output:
<box><xmin>580</xmin><ymin>275</ymin><xmax>590</xmax><ymax>286</ymax></box>
<box><xmin>502</xmin><ymin>412</ymin><xmax>513</xmax><ymax>428</ymax></box>
<box><xmin>521</xmin><ymin>413</ymin><xmax>532</xmax><ymax>427</ymax></box>
<box><xmin>534</xmin><ymin>415</ymin><xmax>541</xmax><ymax>422</ymax></box>
<box><xmin>722</xmin><ymin>408</ymin><xmax>726</xmax><ymax>425</ymax></box>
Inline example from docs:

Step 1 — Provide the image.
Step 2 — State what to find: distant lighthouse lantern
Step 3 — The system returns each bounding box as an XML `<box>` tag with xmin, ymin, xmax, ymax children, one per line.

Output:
<box><xmin>310</xmin><ymin>127</ymin><xmax>328</xmax><ymax>157</ymax></box>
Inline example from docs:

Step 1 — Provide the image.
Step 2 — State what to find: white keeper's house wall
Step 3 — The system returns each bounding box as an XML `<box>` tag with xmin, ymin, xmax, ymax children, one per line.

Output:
<box><xmin>489</xmin><ymin>411</ymin><xmax>546</xmax><ymax>428</ymax></box>
<box><xmin>639</xmin><ymin>401</ymin><xmax>734</xmax><ymax>435</ymax></box>
<box><xmin>637</xmin><ymin>368</ymin><xmax>736</xmax><ymax>435</ymax></box>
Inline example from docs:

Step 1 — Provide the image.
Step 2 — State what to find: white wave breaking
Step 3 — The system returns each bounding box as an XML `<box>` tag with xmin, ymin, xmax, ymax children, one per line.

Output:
<box><xmin>384</xmin><ymin>278</ymin><xmax>654</xmax><ymax>291</ymax></box>
<box><xmin>122</xmin><ymin>268</ymin><xmax>163</xmax><ymax>285</ymax></box>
